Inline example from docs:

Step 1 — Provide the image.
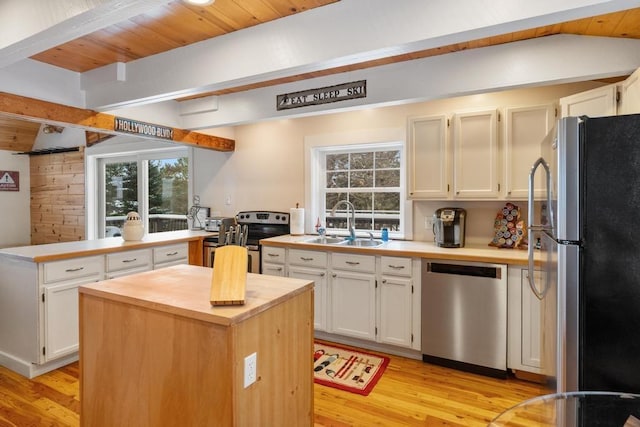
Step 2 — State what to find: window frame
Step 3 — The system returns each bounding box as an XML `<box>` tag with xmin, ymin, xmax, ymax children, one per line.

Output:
<box><xmin>86</xmin><ymin>141</ymin><xmax>192</xmax><ymax>240</ymax></box>
<box><xmin>304</xmin><ymin>128</ymin><xmax>412</xmax><ymax>240</ymax></box>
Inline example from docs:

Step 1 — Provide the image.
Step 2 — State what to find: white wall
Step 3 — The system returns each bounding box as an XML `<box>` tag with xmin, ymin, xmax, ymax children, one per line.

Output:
<box><xmin>193</xmin><ymin>81</ymin><xmax>603</xmax><ymax>243</ymax></box>
<box><xmin>0</xmin><ymin>151</ymin><xmax>30</xmax><ymax>247</ymax></box>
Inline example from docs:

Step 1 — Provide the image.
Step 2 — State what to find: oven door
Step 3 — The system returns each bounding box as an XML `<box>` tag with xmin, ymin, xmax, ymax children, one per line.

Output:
<box><xmin>204</xmin><ymin>244</ymin><xmax>257</xmax><ymax>273</ymax></box>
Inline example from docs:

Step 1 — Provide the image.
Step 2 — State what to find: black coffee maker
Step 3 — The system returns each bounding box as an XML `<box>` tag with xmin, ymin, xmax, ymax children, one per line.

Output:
<box><xmin>433</xmin><ymin>208</ymin><xmax>466</xmax><ymax>248</ymax></box>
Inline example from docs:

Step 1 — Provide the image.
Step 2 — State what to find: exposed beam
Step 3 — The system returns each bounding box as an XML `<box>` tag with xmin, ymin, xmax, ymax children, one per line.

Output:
<box><xmin>0</xmin><ymin>92</ymin><xmax>234</xmax><ymax>152</ymax></box>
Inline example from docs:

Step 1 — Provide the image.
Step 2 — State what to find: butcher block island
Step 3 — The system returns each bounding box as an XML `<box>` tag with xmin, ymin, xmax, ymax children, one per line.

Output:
<box><xmin>79</xmin><ymin>264</ymin><xmax>314</xmax><ymax>427</ymax></box>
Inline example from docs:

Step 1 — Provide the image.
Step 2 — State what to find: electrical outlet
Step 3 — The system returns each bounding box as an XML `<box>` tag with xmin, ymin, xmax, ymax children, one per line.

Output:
<box><xmin>425</xmin><ymin>217</ymin><xmax>434</xmax><ymax>230</ymax></box>
<box><xmin>244</xmin><ymin>352</ymin><xmax>257</xmax><ymax>388</ymax></box>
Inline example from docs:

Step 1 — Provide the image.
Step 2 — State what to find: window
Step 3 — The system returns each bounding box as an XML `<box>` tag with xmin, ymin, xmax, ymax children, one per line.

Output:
<box><xmin>324</xmin><ymin>148</ymin><xmax>402</xmax><ymax>233</ymax></box>
<box><xmin>306</xmin><ymin>132</ymin><xmax>409</xmax><ymax>239</ymax></box>
<box><xmin>88</xmin><ymin>146</ymin><xmax>191</xmax><ymax>239</ymax></box>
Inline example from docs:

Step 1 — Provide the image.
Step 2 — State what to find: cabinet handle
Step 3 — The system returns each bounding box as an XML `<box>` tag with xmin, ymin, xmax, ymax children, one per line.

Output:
<box><xmin>65</xmin><ymin>267</ymin><xmax>85</xmax><ymax>272</ymax></box>
<box><xmin>300</xmin><ymin>257</ymin><xmax>314</xmax><ymax>261</ymax></box>
<box><xmin>275</xmin><ymin>267</ymin><xmax>283</xmax><ymax>272</ymax></box>
<box><xmin>165</xmin><ymin>251</ymin><xmax>178</xmax><ymax>256</ymax></box>
<box><xmin>122</xmin><ymin>258</ymin><xmax>137</xmax><ymax>263</ymax></box>
<box><xmin>345</xmin><ymin>261</ymin><xmax>360</xmax><ymax>266</ymax></box>
<box><xmin>388</xmin><ymin>265</ymin><xmax>405</xmax><ymax>270</ymax></box>
<box><xmin>382</xmin><ymin>279</ymin><xmax>387</xmax><ymax>284</ymax></box>
<box><xmin>332</xmin><ymin>273</ymin><xmax>337</xmax><ymax>278</ymax></box>
<box><xmin>267</xmin><ymin>253</ymin><xmax>280</xmax><ymax>258</ymax></box>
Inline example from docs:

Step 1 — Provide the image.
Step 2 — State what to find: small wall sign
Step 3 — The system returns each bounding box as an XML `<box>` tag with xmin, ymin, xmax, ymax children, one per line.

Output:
<box><xmin>114</xmin><ymin>117</ymin><xmax>174</xmax><ymax>140</ymax></box>
<box><xmin>0</xmin><ymin>170</ymin><xmax>19</xmax><ymax>191</ymax></box>
<box><xmin>277</xmin><ymin>80</ymin><xmax>367</xmax><ymax>110</ymax></box>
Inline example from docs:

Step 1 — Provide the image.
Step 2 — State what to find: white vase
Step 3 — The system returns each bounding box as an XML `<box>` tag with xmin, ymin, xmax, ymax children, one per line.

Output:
<box><xmin>122</xmin><ymin>212</ymin><xmax>144</xmax><ymax>241</ymax></box>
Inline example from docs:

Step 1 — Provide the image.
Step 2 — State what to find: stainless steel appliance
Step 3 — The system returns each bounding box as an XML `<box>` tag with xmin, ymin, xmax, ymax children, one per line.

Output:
<box><xmin>204</xmin><ymin>217</ymin><xmax>226</xmax><ymax>232</ymax></box>
<box><xmin>528</xmin><ymin>114</ymin><xmax>640</xmax><ymax>394</ymax></box>
<box><xmin>421</xmin><ymin>260</ymin><xmax>507</xmax><ymax>378</ymax></box>
<box><xmin>433</xmin><ymin>208</ymin><xmax>466</xmax><ymax>248</ymax></box>
<box><xmin>203</xmin><ymin>211</ymin><xmax>289</xmax><ymax>273</ymax></box>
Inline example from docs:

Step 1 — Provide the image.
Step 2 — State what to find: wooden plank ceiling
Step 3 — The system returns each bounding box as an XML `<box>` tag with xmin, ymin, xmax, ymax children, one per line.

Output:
<box><xmin>28</xmin><ymin>1</ymin><xmax>640</xmax><ymax>99</ymax></box>
<box><xmin>0</xmin><ymin>117</ymin><xmax>41</xmax><ymax>152</ymax></box>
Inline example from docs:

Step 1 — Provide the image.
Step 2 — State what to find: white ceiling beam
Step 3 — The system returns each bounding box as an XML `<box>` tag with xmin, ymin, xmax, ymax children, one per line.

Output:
<box><xmin>176</xmin><ymin>35</ymin><xmax>640</xmax><ymax>129</ymax></box>
<box><xmin>0</xmin><ymin>0</ymin><xmax>172</xmax><ymax>69</ymax></box>
<box><xmin>81</xmin><ymin>0</ymin><xmax>640</xmax><ymax>110</ymax></box>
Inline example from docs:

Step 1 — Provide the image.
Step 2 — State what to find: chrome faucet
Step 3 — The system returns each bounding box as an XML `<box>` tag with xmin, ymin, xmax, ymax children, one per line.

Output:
<box><xmin>331</xmin><ymin>200</ymin><xmax>356</xmax><ymax>240</ymax></box>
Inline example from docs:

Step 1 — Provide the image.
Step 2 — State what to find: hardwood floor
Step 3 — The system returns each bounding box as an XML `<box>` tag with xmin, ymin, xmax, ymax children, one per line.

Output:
<box><xmin>0</xmin><ymin>347</ymin><xmax>545</xmax><ymax>426</ymax></box>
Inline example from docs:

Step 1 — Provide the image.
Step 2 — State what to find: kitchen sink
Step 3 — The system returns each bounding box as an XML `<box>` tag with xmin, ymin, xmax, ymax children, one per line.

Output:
<box><xmin>304</xmin><ymin>237</ymin><xmax>345</xmax><ymax>244</ymax></box>
<box><xmin>338</xmin><ymin>239</ymin><xmax>384</xmax><ymax>247</ymax></box>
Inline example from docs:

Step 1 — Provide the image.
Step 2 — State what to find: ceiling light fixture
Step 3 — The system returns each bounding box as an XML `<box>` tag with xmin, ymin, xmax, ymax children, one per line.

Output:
<box><xmin>182</xmin><ymin>0</ymin><xmax>215</xmax><ymax>5</ymax></box>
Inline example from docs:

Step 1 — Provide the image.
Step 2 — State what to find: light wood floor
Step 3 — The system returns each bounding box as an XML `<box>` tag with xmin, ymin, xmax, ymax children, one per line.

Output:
<box><xmin>0</xmin><ymin>346</ymin><xmax>545</xmax><ymax>426</ymax></box>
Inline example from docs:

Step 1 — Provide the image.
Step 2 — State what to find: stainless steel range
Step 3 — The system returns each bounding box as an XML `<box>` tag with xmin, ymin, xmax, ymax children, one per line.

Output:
<box><xmin>203</xmin><ymin>211</ymin><xmax>289</xmax><ymax>273</ymax></box>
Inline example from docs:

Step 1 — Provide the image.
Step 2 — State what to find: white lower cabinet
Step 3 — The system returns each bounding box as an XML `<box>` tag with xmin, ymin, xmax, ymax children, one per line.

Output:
<box><xmin>282</xmin><ymin>247</ymin><xmax>420</xmax><ymax>352</ymax></box>
<box><xmin>261</xmin><ymin>246</ymin><xmax>286</xmax><ymax>276</ymax></box>
<box><xmin>330</xmin><ymin>269</ymin><xmax>377</xmax><ymax>340</ymax></box>
<box><xmin>378</xmin><ymin>256</ymin><xmax>414</xmax><ymax>348</ymax></box>
<box><xmin>508</xmin><ymin>266</ymin><xmax>543</xmax><ymax>374</ymax></box>
<box><xmin>41</xmin><ymin>255</ymin><xmax>104</xmax><ymax>363</ymax></box>
<box><xmin>0</xmin><ymin>241</ymin><xmax>194</xmax><ymax>378</ymax></box>
<box><xmin>289</xmin><ymin>265</ymin><xmax>327</xmax><ymax>330</ymax></box>
<box><xmin>287</xmin><ymin>249</ymin><xmax>329</xmax><ymax>331</ymax></box>
<box><xmin>43</xmin><ymin>279</ymin><xmax>84</xmax><ymax>362</ymax></box>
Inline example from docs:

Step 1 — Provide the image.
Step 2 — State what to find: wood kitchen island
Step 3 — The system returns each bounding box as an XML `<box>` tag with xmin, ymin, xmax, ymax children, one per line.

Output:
<box><xmin>78</xmin><ymin>264</ymin><xmax>314</xmax><ymax>427</ymax></box>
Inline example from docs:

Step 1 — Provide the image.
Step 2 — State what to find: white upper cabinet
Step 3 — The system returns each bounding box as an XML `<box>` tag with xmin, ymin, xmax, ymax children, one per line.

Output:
<box><xmin>452</xmin><ymin>108</ymin><xmax>499</xmax><ymax>199</ymax></box>
<box><xmin>407</xmin><ymin>115</ymin><xmax>449</xmax><ymax>199</ymax></box>
<box><xmin>560</xmin><ymin>84</ymin><xmax>617</xmax><ymax>118</ymax></box>
<box><xmin>504</xmin><ymin>104</ymin><xmax>556</xmax><ymax>199</ymax></box>
<box><xmin>618</xmin><ymin>67</ymin><xmax>640</xmax><ymax>115</ymax></box>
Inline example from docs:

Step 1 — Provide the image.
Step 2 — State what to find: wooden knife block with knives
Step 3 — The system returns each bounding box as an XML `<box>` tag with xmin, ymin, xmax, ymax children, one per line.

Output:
<box><xmin>210</xmin><ymin>245</ymin><xmax>248</xmax><ymax>306</ymax></box>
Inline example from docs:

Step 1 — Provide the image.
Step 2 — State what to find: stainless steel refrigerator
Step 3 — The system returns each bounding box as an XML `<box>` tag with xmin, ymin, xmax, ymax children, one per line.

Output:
<box><xmin>527</xmin><ymin>113</ymin><xmax>640</xmax><ymax>395</ymax></box>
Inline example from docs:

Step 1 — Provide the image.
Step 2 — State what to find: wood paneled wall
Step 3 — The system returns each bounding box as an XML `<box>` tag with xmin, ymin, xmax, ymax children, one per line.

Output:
<box><xmin>30</xmin><ymin>147</ymin><xmax>85</xmax><ymax>244</ymax></box>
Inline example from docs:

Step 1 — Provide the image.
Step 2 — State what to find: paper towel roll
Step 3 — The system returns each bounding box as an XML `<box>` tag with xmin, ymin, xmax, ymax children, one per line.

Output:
<box><xmin>290</xmin><ymin>207</ymin><xmax>305</xmax><ymax>235</ymax></box>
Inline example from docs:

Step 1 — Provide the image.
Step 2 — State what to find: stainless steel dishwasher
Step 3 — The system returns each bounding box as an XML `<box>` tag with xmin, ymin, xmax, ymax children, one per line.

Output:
<box><xmin>421</xmin><ymin>260</ymin><xmax>507</xmax><ymax>378</ymax></box>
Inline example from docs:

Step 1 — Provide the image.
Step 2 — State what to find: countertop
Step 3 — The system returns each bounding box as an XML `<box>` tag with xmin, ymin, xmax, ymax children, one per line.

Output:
<box><xmin>79</xmin><ymin>264</ymin><xmax>314</xmax><ymax>326</ymax></box>
<box><xmin>0</xmin><ymin>230</ymin><xmax>214</xmax><ymax>263</ymax></box>
<box><xmin>261</xmin><ymin>234</ymin><xmax>535</xmax><ymax>266</ymax></box>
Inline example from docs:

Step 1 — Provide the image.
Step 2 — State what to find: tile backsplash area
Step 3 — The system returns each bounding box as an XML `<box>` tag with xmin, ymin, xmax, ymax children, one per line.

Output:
<box><xmin>413</xmin><ymin>200</ymin><xmax>530</xmax><ymax>246</ymax></box>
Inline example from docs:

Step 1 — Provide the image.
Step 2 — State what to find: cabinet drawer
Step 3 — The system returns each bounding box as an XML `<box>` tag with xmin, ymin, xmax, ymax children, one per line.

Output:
<box><xmin>380</xmin><ymin>256</ymin><xmax>412</xmax><ymax>277</ymax></box>
<box><xmin>262</xmin><ymin>247</ymin><xmax>286</xmax><ymax>264</ymax></box>
<box><xmin>288</xmin><ymin>249</ymin><xmax>327</xmax><ymax>268</ymax></box>
<box><xmin>332</xmin><ymin>253</ymin><xmax>375</xmax><ymax>273</ymax></box>
<box><xmin>153</xmin><ymin>244</ymin><xmax>188</xmax><ymax>265</ymax></box>
<box><xmin>43</xmin><ymin>256</ymin><xmax>104</xmax><ymax>284</ymax></box>
<box><xmin>106</xmin><ymin>249</ymin><xmax>152</xmax><ymax>273</ymax></box>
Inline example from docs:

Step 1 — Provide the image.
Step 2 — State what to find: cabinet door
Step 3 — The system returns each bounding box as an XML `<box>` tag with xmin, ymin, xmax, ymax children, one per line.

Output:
<box><xmin>407</xmin><ymin>115</ymin><xmax>449</xmax><ymax>199</ymax></box>
<box><xmin>507</xmin><ymin>267</ymin><xmax>543</xmax><ymax>373</ymax></box>
<box><xmin>43</xmin><ymin>276</ymin><xmax>97</xmax><ymax>362</ymax></box>
<box><xmin>520</xmin><ymin>269</ymin><xmax>542</xmax><ymax>369</ymax></box>
<box><xmin>330</xmin><ymin>271</ymin><xmax>376</xmax><ymax>340</ymax></box>
<box><xmin>619</xmin><ymin>67</ymin><xmax>640</xmax><ymax>115</ymax></box>
<box><xmin>560</xmin><ymin>84</ymin><xmax>617</xmax><ymax>118</ymax></box>
<box><xmin>504</xmin><ymin>104</ymin><xmax>555</xmax><ymax>199</ymax></box>
<box><xmin>378</xmin><ymin>276</ymin><xmax>413</xmax><ymax>347</ymax></box>
<box><xmin>262</xmin><ymin>263</ymin><xmax>285</xmax><ymax>277</ymax></box>
<box><xmin>289</xmin><ymin>266</ymin><xmax>327</xmax><ymax>331</ymax></box>
<box><xmin>452</xmin><ymin>109</ymin><xmax>499</xmax><ymax>199</ymax></box>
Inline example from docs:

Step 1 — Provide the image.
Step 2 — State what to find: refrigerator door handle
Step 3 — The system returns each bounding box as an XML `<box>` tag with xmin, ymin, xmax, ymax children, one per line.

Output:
<box><xmin>527</xmin><ymin>157</ymin><xmax>553</xmax><ymax>300</ymax></box>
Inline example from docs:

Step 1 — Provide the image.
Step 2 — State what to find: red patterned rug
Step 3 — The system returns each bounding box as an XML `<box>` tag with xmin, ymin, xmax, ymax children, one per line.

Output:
<box><xmin>313</xmin><ymin>341</ymin><xmax>390</xmax><ymax>396</ymax></box>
